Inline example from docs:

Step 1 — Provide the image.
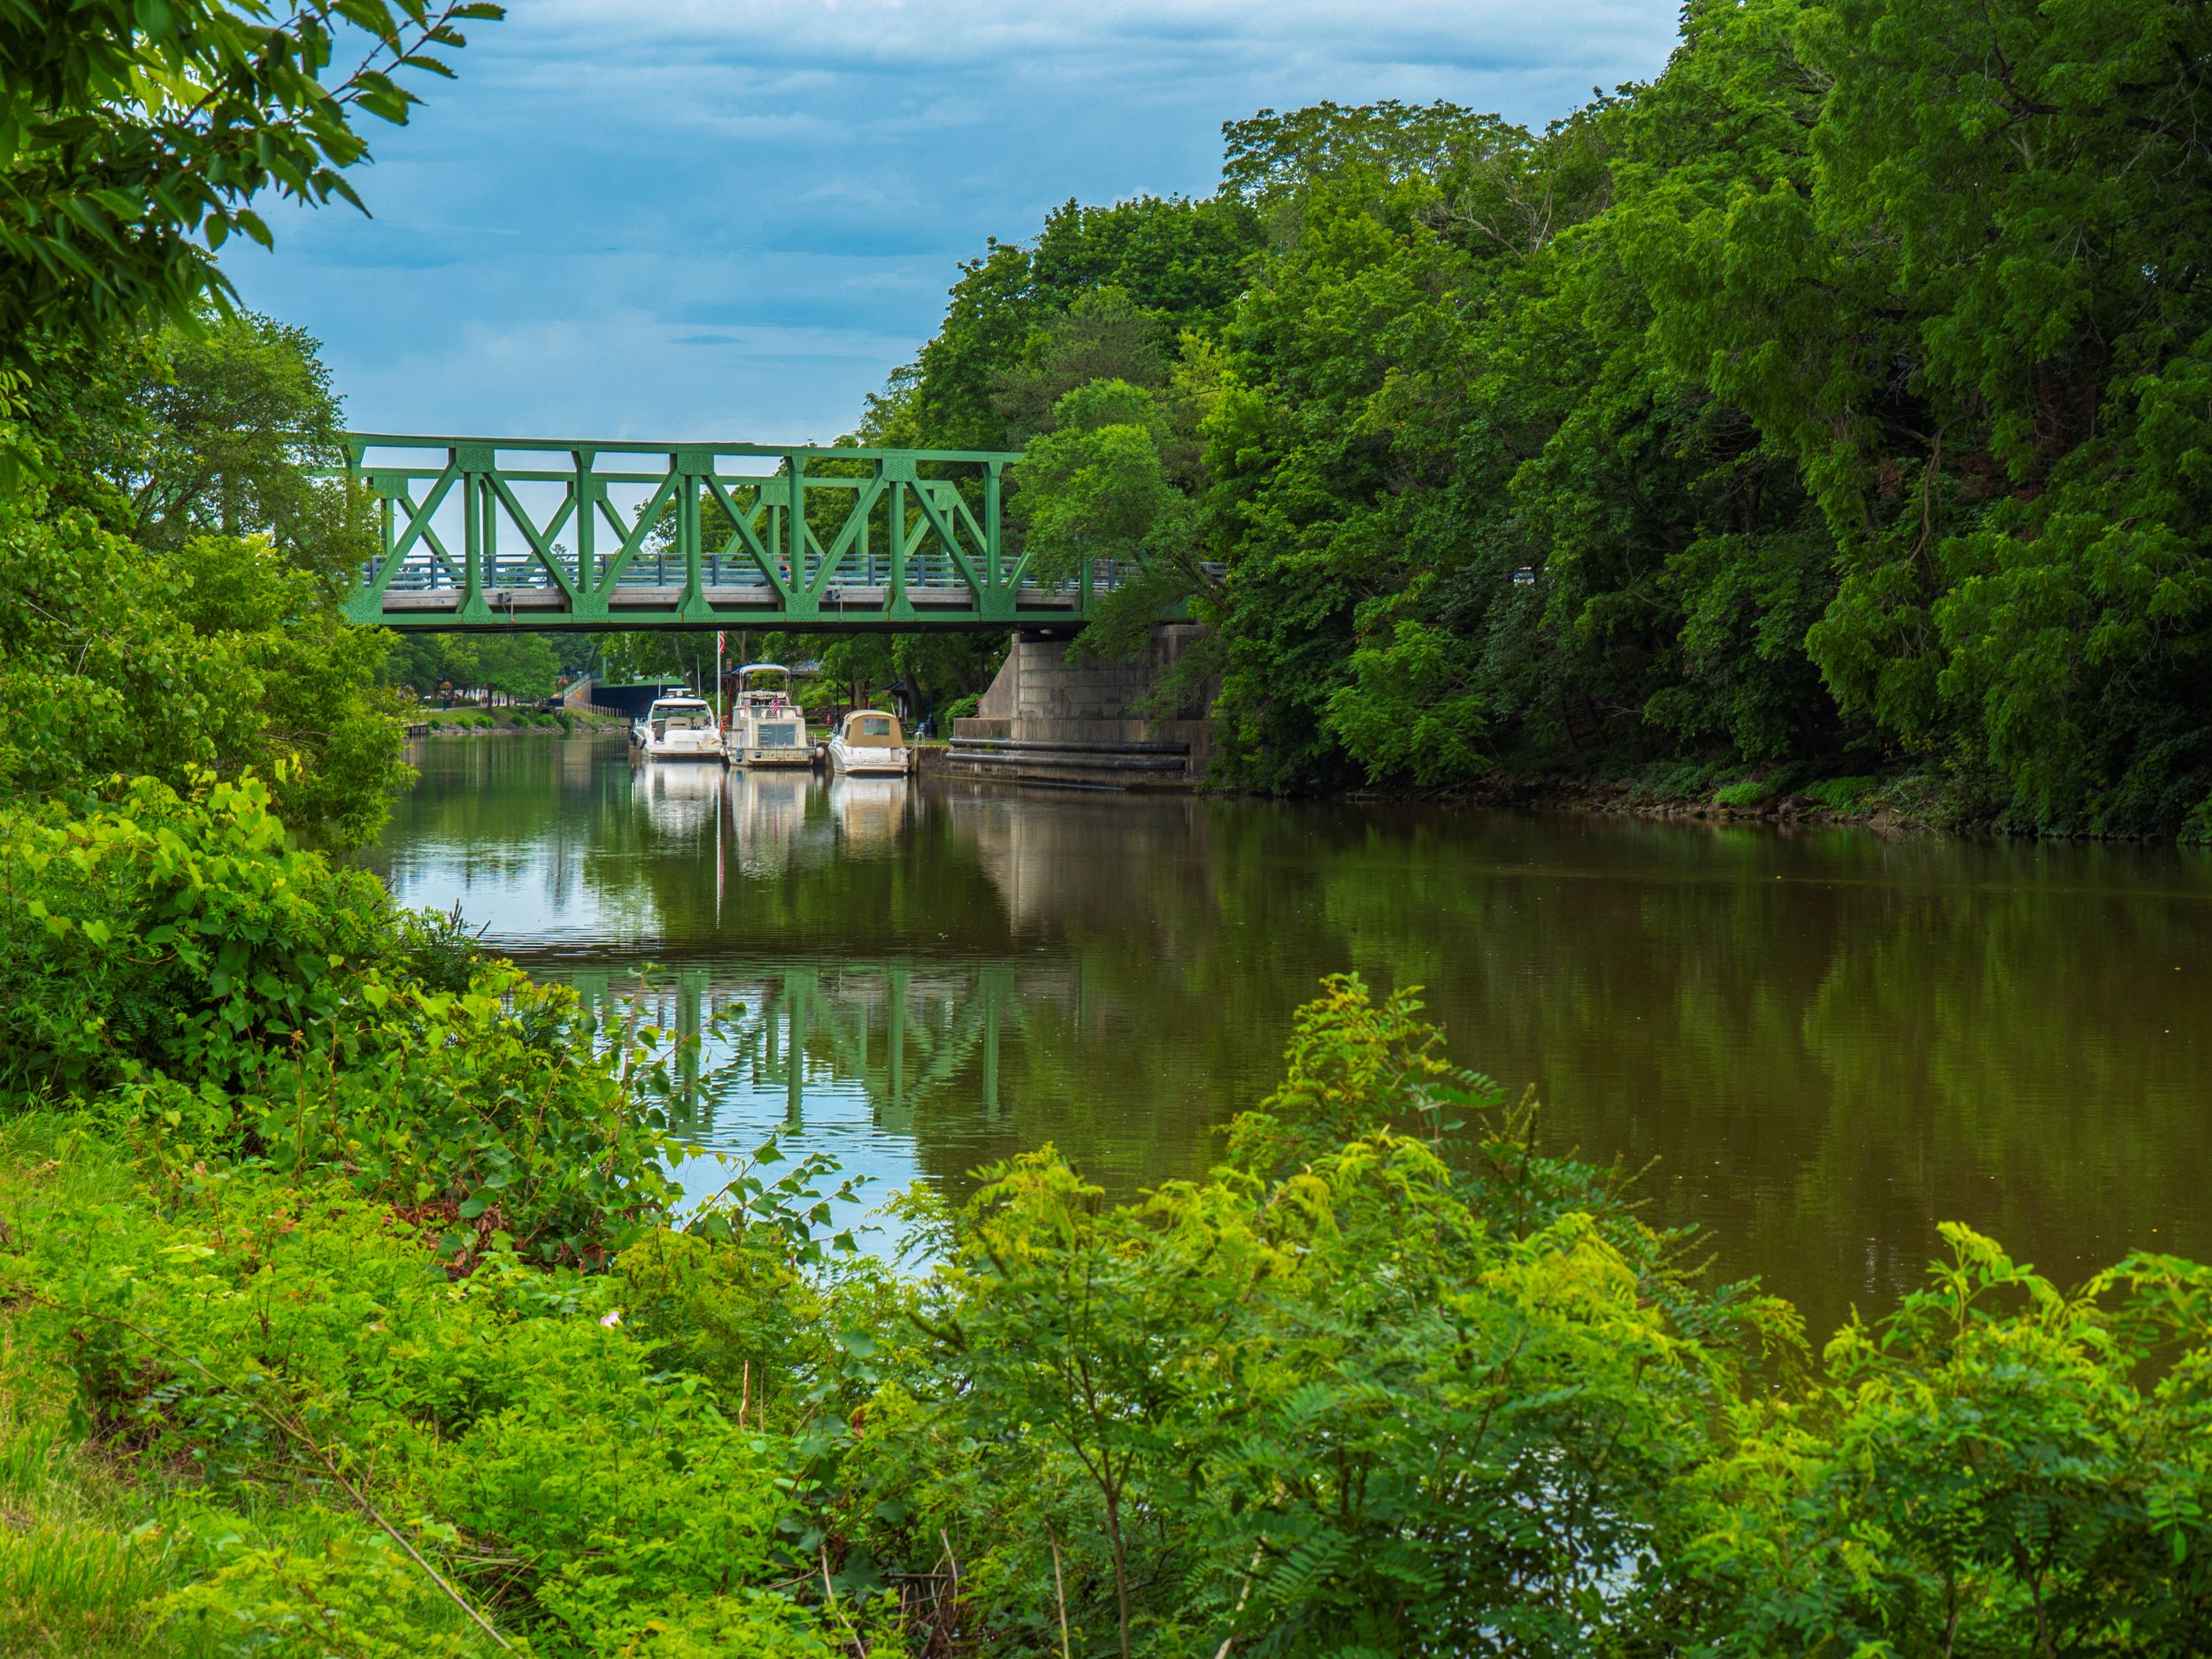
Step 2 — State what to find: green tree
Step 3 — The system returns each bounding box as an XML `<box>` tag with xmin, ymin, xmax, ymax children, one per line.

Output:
<box><xmin>1617</xmin><ymin>0</ymin><xmax>2212</xmax><ymax>831</ymax></box>
<box><xmin>1011</xmin><ymin>374</ymin><xmax>1219</xmax><ymax>666</ymax></box>
<box><xmin>880</xmin><ymin>4</ymin><xmax>2212</xmax><ymax>831</ymax></box>
<box><xmin>878</xmin><ymin>194</ymin><xmax>1259</xmax><ymax>456</ymax></box>
<box><xmin>0</xmin><ymin>488</ymin><xmax>407</xmax><ymax>849</ymax></box>
<box><xmin>0</xmin><ymin>1</ymin><xmax>501</xmax><ymax>367</ymax></box>
<box><xmin>989</xmin><ymin>285</ymin><xmax>1173</xmax><ymax>443</ymax></box>
<box><xmin>474</xmin><ymin>634</ymin><xmax>557</xmax><ymax>703</ymax></box>
<box><xmin>108</xmin><ymin>308</ymin><xmax>372</xmax><ymax>586</ymax></box>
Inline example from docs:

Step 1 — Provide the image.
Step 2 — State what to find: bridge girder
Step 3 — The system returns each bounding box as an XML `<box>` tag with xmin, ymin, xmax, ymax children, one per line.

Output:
<box><xmin>333</xmin><ymin>434</ymin><xmax>1121</xmax><ymax>633</ymax></box>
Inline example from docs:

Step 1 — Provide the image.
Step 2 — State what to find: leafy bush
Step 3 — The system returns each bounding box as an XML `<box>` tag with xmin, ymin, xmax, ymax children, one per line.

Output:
<box><xmin>1689</xmin><ymin>1228</ymin><xmax>2212</xmax><ymax>1653</ymax></box>
<box><xmin>1803</xmin><ymin>773</ymin><xmax>1878</xmax><ymax>812</ymax></box>
<box><xmin>847</xmin><ymin>976</ymin><xmax>1778</xmax><ymax>1655</ymax></box>
<box><xmin>2185</xmin><ymin>791</ymin><xmax>2212</xmax><ymax>846</ymax></box>
<box><xmin>841</xmin><ymin>978</ymin><xmax>2212</xmax><ymax>1655</ymax></box>
<box><xmin>1713</xmin><ymin>776</ymin><xmax>1776</xmax><ymax>809</ymax></box>
<box><xmin>0</xmin><ymin>1123</ymin><xmax>896</xmax><ymax>1658</ymax></box>
<box><xmin>8</xmin><ymin>975</ymin><xmax>2212</xmax><ymax>1654</ymax></box>
<box><xmin>0</xmin><ymin>496</ymin><xmax>407</xmax><ymax>849</ymax></box>
<box><xmin>0</xmin><ymin>774</ymin><xmax>680</xmax><ymax>1266</ymax></box>
<box><xmin>0</xmin><ymin>773</ymin><xmax>404</xmax><ymax>1102</ymax></box>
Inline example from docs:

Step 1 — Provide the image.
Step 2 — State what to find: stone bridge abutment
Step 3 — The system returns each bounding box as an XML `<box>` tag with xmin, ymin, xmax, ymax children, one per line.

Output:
<box><xmin>944</xmin><ymin>623</ymin><xmax>1218</xmax><ymax>788</ymax></box>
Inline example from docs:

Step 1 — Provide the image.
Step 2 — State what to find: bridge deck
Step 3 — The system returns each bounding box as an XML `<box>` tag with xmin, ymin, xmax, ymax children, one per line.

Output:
<box><xmin>334</xmin><ymin>434</ymin><xmax>1122</xmax><ymax>632</ymax></box>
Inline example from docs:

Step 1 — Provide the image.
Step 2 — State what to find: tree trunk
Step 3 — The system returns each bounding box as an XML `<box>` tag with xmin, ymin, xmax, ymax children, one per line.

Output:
<box><xmin>1103</xmin><ymin>1484</ymin><xmax>1132</xmax><ymax>1659</ymax></box>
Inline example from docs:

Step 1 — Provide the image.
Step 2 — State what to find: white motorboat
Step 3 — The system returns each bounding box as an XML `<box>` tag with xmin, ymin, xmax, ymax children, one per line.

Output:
<box><xmin>631</xmin><ymin>695</ymin><xmax>725</xmax><ymax>762</ymax></box>
<box><xmin>826</xmin><ymin>708</ymin><xmax>910</xmax><ymax>776</ymax></box>
<box><xmin>724</xmin><ymin>663</ymin><xmax>811</xmax><ymax>768</ymax></box>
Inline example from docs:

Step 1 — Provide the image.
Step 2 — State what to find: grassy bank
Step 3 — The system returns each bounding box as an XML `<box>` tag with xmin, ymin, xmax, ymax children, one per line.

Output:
<box><xmin>413</xmin><ymin>708</ymin><xmax>628</xmax><ymax>738</ymax></box>
<box><xmin>7</xmin><ymin>778</ymin><xmax>2212</xmax><ymax>1655</ymax></box>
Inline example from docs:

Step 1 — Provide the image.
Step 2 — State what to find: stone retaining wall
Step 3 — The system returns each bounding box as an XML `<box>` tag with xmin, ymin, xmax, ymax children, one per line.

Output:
<box><xmin>949</xmin><ymin>624</ymin><xmax>1217</xmax><ymax>787</ymax></box>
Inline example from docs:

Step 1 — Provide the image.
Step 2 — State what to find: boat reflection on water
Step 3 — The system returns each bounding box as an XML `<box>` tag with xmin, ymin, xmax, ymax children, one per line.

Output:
<box><xmin>726</xmin><ymin>768</ymin><xmax>817</xmax><ymax>877</ymax></box>
<box><xmin>827</xmin><ymin>773</ymin><xmax>909</xmax><ymax>852</ymax></box>
<box><xmin>717</xmin><ymin>766</ymin><xmax>913</xmax><ymax>869</ymax></box>
<box><xmin>635</xmin><ymin>754</ymin><xmax>726</xmax><ymax>836</ymax></box>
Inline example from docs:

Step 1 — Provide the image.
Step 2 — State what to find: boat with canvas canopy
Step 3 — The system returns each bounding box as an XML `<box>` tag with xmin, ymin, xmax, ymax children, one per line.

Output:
<box><xmin>826</xmin><ymin>708</ymin><xmax>910</xmax><ymax>776</ymax></box>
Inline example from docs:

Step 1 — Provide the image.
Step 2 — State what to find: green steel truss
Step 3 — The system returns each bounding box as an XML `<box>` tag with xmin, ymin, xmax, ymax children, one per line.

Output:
<box><xmin>337</xmin><ymin>434</ymin><xmax>1116</xmax><ymax>632</ymax></box>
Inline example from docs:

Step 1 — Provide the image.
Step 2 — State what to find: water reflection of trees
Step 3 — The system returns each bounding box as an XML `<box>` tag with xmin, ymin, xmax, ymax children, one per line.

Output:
<box><xmin>378</xmin><ymin>742</ymin><xmax>2212</xmax><ymax>1334</ymax></box>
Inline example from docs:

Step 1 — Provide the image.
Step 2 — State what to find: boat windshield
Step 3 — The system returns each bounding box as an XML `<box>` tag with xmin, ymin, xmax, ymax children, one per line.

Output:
<box><xmin>841</xmin><ymin>711</ymin><xmax>902</xmax><ymax>746</ymax></box>
<box><xmin>651</xmin><ymin>703</ymin><xmax>710</xmax><ymax>730</ymax></box>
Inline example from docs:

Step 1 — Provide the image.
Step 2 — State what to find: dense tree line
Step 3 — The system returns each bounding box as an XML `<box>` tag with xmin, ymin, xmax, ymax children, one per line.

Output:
<box><xmin>883</xmin><ymin>0</ymin><xmax>2212</xmax><ymax>836</ymax></box>
<box><xmin>0</xmin><ymin>303</ymin><xmax>419</xmax><ymax>848</ymax></box>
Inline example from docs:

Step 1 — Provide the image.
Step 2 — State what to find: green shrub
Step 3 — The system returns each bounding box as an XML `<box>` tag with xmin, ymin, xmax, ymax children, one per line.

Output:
<box><xmin>1713</xmin><ymin>776</ymin><xmax>1775</xmax><ymax>808</ymax></box>
<box><xmin>846</xmin><ymin>978</ymin><xmax>2212</xmax><ymax>1654</ymax></box>
<box><xmin>10</xmin><ymin>975</ymin><xmax>2212</xmax><ymax>1655</ymax></box>
<box><xmin>1</xmin><ymin>1126</ymin><xmax>896</xmax><ymax>1658</ymax></box>
<box><xmin>0</xmin><ymin>773</ymin><xmax>405</xmax><ymax>1102</ymax></box>
<box><xmin>0</xmin><ymin>774</ymin><xmax>677</xmax><ymax>1265</ymax></box>
<box><xmin>0</xmin><ymin>497</ymin><xmax>407</xmax><ymax>850</ymax></box>
<box><xmin>848</xmin><ymin>977</ymin><xmax>1776</xmax><ymax>1656</ymax></box>
<box><xmin>1689</xmin><ymin>1229</ymin><xmax>2212</xmax><ymax>1653</ymax></box>
<box><xmin>125</xmin><ymin>964</ymin><xmax>682</xmax><ymax>1266</ymax></box>
<box><xmin>2184</xmin><ymin>790</ymin><xmax>2212</xmax><ymax>844</ymax></box>
<box><xmin>1803</xmin><ymin>773</ymin><xmax>1878</xmax><ymax>811</ymax></box>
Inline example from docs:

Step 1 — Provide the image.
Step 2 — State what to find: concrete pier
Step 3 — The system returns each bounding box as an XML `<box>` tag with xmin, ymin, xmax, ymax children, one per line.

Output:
<box><xmin>946</xmin><ymin>624</ymin><xmax>1217</xmax><ymax>788</ymax></box>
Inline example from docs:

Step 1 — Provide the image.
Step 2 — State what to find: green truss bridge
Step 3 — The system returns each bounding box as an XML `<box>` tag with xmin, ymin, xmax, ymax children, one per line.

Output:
<box><xmin>338</xmin><ymin>434</ymin><xmax>1124</xmax><ymax>633</ymax></box>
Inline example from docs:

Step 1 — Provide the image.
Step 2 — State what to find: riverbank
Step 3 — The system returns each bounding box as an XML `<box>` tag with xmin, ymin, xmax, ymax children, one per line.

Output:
<box><xmin>409</xmin><ymin>707</ymin><xmax>627</xmax><ymax>738</ymax></box>
<box><xmin>1335</xmin><ymin>757</ymin><xmax>2212</xmax><ymax>843</ymax></box>
<box><xmin>8</xmin><ymin>900</ymin><xmax>2212</xmax><ymax>1655</ymax></box>
<box><xmin>1465</xmin><ymin>763</ymin><xmax>1957</xmax><ymax>837</ymax></box>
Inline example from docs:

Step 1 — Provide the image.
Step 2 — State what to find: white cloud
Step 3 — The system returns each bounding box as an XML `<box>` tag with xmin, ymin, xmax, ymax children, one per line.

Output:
<box><xmin>531</xmin><ymin>0</ymin><xmax>1664</xmax><ymax>77</ymax></box>
<box><xmin>234</xmin><ymin>0</ymin><xmax>1681</xmax><ymax>441</ymax></box>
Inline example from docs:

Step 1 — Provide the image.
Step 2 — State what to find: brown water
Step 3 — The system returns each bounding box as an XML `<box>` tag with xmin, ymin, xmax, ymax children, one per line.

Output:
<box><xmin>370</xmin><ymin>734</ymin><xmax>2212</xmax><ymax>1336</ymax></box>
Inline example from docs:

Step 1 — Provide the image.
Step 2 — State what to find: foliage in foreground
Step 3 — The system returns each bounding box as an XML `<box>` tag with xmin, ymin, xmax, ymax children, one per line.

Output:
<box><xmin>0</xmin><ymin>1124</ymin><xmax>893</xmax><ymax>1659</ymax></box>
<box><xmin>6</xmin><ymin>787</ymin><xmax>2212</xmax><ymax>1656</ymax></box>
<box><xmin>0</xmin><ymin>774</ymin><xmax>677</xmax><ymax>1265</ymax></box>
<box><xmin>0</xmin><ymin>0</ymin><xmax>498</xmax><ymax>368</ymax></box>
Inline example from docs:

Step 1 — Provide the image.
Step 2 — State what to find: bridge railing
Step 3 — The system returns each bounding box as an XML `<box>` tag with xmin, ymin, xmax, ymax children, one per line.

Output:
<box><xmin>335</xmin><ymin>434</ymin><xmax>1115</xmax><ymax>631</ymax></box>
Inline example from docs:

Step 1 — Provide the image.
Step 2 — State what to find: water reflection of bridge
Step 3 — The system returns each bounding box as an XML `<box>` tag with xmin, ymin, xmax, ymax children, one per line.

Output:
<box><xmin>569</xmin><ymin>956</ymin><xmax>1087</xmax><ymax>1137</ymax></box>
<box><xmin>480</xmin><ymin>760</ymin><xmax>1241</xmax><ymax>1191</ymax></box>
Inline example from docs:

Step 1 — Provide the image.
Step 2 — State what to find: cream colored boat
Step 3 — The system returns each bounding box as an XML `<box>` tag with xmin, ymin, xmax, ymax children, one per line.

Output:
<box><xmin>724</xmin><ymin>663</ymin><xmax>811</xmax><ymax>768</ymax></box>
<box><xmin>826</xmin><ymin>709</ymin><xmax>910</xmax><ymax>776</ymax></box>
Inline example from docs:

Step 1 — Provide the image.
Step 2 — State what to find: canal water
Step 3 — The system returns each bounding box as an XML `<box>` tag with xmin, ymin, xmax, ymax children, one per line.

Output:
<box><xmin>371</xmin><ymin>734</ymin><xmax>2212</xmax><ymax>1337</ymax></box>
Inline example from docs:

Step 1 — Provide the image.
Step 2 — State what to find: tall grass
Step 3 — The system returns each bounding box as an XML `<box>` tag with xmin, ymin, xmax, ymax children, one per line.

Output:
<box><xmin>0</xmin><ymin>1122</ymin><xmax>211</xmax><ymax>1657</ymax></box>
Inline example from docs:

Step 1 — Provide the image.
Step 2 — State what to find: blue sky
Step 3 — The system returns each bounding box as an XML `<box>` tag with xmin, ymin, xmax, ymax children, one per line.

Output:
<box><xmin>233</xmin><ymin>0</ymin><xmax>1682</xmax><ymax>445</ymax></box>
